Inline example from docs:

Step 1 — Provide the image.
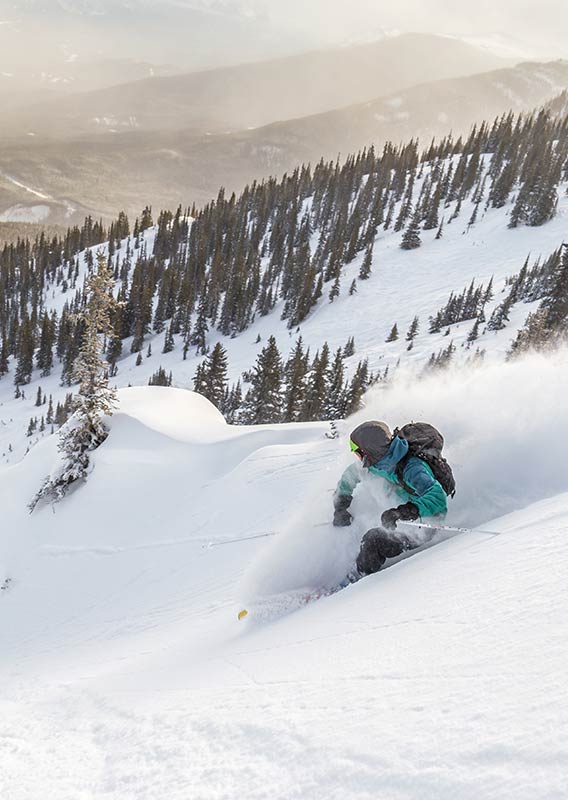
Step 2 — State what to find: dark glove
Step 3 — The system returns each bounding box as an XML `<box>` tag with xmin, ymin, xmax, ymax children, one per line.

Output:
<box><xmin>381</xmin><ymin>501</ymin><xmax>419</xmax><ymax>531</ymax></box>
<box><xmin>333</xmin><ymin>494</ymin><xmax>353</xmax><ymax>527</ymax></box>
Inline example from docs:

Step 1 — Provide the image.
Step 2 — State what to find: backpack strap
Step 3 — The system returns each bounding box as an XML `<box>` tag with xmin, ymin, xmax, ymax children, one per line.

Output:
<box><xmin>394</xmin><ymin>453</ymin><xmax>418</xmax><ymax>497</ymax></box>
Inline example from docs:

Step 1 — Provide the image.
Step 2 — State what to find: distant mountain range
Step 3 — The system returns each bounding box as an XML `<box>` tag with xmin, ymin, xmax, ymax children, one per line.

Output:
<box><xmin>234</xmin><ymin>60</ymin><xmax>568</xmax><ymax>172</ymax></box>
<box><xmin>3</xmin><ymin>55</ymin><xmax>568</xmax><ymax>226</ymax></box>
<box><xmin>0</xmin><ymin>33</ymin><xmax>511</xmax><ymax>139</ymax></box>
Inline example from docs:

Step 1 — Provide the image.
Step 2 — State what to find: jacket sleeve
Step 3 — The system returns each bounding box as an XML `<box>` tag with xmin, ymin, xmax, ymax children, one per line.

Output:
<box><xmin>333</xmin><ymin>462</ymin><xmax>362</xmax><ymax>508</ymax></box>
<box><xmin>402</xmin><ymin>457</ymin><xmax>447</xmax><ymax>517</ymax></box>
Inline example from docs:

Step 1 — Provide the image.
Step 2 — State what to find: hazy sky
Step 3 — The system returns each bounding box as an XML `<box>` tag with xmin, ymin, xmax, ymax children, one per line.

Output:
<box><xmin>268</xmin><ymin>0</ymin><xmax>568</xmax><ymax>59</ymax></box>
<box><xmin>1</xmin><ymin>0</ymin><xmax>567</xmax><ymax>78</ymax></box>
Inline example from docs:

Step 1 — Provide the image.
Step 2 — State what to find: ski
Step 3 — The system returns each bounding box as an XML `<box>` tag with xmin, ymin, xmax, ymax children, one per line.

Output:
<box><xmin>237</xmin><ymin>577</ymin><xmax>360</xmax><ymax>623</ymax></box>
<box><xmin>402</xmin><ymin>520</ymin><xmax>503</xmax><ymax>537</ymax></box>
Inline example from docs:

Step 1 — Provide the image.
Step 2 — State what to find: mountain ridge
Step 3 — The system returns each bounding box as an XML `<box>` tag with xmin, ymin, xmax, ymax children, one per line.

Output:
<box><xmin>1</xmin><ymin>57</ymin><xmax>564</xmax><ymax>226</ymax></box>
<box><xmin>0</xmin><ymin>33</ymin><xmax>512</xmax><ymax>139</ymax></box>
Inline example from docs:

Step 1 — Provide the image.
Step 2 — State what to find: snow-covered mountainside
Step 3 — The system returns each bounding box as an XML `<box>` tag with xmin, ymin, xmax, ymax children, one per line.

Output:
<box><xmin>2</xmin><ymin>350</ymin><xmax>568</xmax><ymax>798</ymax></box>
<box><xmin>1</xmin><ymin>151</ymin><xmax>567</xmax><ymax>466</ymax></box>
<box><xmin>2</xmin><ymin>105</ymin><xmax>568</xmax><ymax>796</ymax></box>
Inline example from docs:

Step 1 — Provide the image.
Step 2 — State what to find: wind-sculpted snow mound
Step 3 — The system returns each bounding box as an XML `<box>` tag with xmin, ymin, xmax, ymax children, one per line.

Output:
<box><xmin>113</xmin><ymin>386</ymin><xmax>227</xmax><ymax>443</ymax></box>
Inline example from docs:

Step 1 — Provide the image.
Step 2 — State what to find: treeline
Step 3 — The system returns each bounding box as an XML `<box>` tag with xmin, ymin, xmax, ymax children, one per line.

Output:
<box><xmin>148</xmin><ymin>335</ymin><xmax>385</xmax><ymax>425</ymax></box>
<box><xmin>1</xmin><ymin>106</ymin><xmax>568</xmax><ymax>410</ymax></box>
<box><xmin>423</xmin><ymin>243</ymin><xmax>568</xmax><ymax>369</ymax></box>
<box><xmin>429</xmin><ymin>278</ymin><xmax>494</xmax><ymax>332</ymax></box>
<box><xmin>507</xmin><ymin>244</ymin><xmax>568</xmax><ymax>355</ymax></box>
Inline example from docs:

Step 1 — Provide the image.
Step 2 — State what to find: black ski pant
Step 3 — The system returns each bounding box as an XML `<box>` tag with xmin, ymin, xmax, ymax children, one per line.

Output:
<box><xmin>356</xmin><ymin>526</ymin><xmax>434</xmax><ymax>576</ymax></box>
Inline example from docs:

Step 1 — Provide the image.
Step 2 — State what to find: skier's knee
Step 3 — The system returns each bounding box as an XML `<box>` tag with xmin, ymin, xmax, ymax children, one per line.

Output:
<box><xmin>357</xmin><ymin>527</ymin><xmax>416</xmax><ymax>575</ymax></box>
<box><xmin>357</xmin><ymin>528</ymin><xmax>388</xmax><ymax>575</ymax></box>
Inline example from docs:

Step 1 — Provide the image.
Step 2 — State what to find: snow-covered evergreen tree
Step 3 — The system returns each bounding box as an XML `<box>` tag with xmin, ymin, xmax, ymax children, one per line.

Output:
<box><xmin>30</xmin><ymin>252</ymin><xmax>118</xmax><ymax>511</ymax></box>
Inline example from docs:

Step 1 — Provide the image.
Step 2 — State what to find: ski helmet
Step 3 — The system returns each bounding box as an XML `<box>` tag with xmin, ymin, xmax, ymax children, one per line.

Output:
<box><xmin>350</xmin><ymin>421</ymin><xmax>392</xmax><ymax>465</ymax></box>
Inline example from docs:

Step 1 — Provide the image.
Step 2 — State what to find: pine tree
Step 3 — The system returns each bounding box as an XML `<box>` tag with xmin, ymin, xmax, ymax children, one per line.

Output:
<box><xmin>149</xmin><ymin>366</ymin><xmax>173</xmax><ymax>386</ymax></box>
<box><xmin>541</xmin><ymin>243</ymin><xmax>568</xmax><ymax>331</ymax></box>
<box><xmin>30</xmin><ymin>252</ymin><xmax>118</xmax><ymax>511</ymax></box>
<box><xmin>193</xmin><ymin>362</ymin><xmax>206</xmax><ymax>395</ymax></box>
<box><xmin>14</xmin><ymin>315</ymin><xmax>34</xmax><ymax>386</ymax></box>
<box><xmin>240</xmin><ymin>336</ymin><xmax>283</xmax><ymax>424</ymax></box>
<box><xmin>283</xmin><ymin>338</ymin><xmax>308</xmax><ymax>422</ymax></box>
<box><xmin>323</xmin><ymin>348</ymin><xmax>347</xmax><ymax>420</ymax></box>
<box><xmin>0</xmin><ymin>330</ymin><xmax>9</xmax><ymax>377</ymax></box>
<box><xmin>300</xmin><ymin>343</ymin><xmax>330</xmax><ymax>421</ymax></box>
<box><xmin>343</xmin><ymin>336</ymin><xmax>355</xmax><ymax>357</ymax></box>
<box><xmin>191</xmin><ymin>290</ymin><xmax>209</xmax><ymax>355</ymax></box>
<box><xmin>467</xmin><ymin>318</ymin><xmax>480</xmax><ymax>345</ymax></box>
<box><xmin>46</xmin><ymin>395</ymin><xmax>54</xmax><ymax>424</ymax></box>
<box><xmin>487</xmin><ymin>296</ymin><xmax>513</xmax><ymax>331</ymax></box>
<box><xmin>344</xmin><ymin>359</ymin><xmax>369</xmax><ymax>415</ymax></box>
<box><xmin>162</xmin><ymin>324</ymin><xmax>175</xmax><ymax>354</ymax></box>
<box><xmin>405</xmin><ymin>316</ymin><xmax>419</xmax><ymax>342</ymax></box>
<box><xmin>36</xmin><ymin>312</ymin><xmax>54</xmax><ymax>377</ymax></box>
<box><xmin>400</xmin><ymin>212</ymin><xmax>422</xmax><ymax>250</ymax></box>
<box><xmin>223</xmin><ymin>380</ymin><xmax>243</xmax><ymax>424</ymax></box>
<box><xmin>386</xmin><ymin>323</ymin><xmax>399</xmax><ymax>342</ymax></box>
<box><xmin>195</xmin><ymin>342</ymin><xmax>228</xmax><ymax>410</ymax></box>
<box><xmin>328</xmin><ymin>274</ymin><xmax>340</xmax><ymax>302</ymax></box>
<box><xmin>140</xmin><ymin>205</ymin><xmax>153</xmax><ymax>232</ymax></box>
<box><xmin>107</xmin><ymin>329</ymin><xmax>123</xmax><ymax>368</ymax></box>
<box><xmin>358</xmin><ymin>244</ymin><xmax>373</xmax><ymax>279</ymax></box>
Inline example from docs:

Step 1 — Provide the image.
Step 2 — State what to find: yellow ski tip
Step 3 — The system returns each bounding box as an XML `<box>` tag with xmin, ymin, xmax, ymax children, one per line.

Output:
<box><xmin>238</xmin><ymin>609</ymin><xmax>248</xmax><ymax>621</ymax></box>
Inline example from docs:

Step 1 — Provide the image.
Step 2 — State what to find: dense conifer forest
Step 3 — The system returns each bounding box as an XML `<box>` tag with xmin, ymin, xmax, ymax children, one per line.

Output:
<box><xmin>1</xmin><ymin>106</ymin><xmax>568</xmax><ymax>428</ymax></box>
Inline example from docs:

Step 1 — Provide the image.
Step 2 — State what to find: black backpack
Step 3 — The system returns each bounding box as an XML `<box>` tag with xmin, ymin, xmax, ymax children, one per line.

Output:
<box><xmin>393</xmin><ymin>422</ymin><xmax>456</xmax><ymax>498</ymax></box>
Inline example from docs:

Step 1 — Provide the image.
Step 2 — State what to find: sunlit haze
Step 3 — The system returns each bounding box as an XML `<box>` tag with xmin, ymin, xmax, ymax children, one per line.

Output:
<box><xmin>268</xmin><ymin>0</ymin><xmax>568</xmax><ymax>59</ymax></box>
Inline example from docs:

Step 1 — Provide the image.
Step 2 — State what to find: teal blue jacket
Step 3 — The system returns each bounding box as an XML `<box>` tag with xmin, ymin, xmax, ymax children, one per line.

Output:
<box><xmin>335</xmin><ymin>436</ymin><xmax>447</xmax><ymax>518</ymax></box>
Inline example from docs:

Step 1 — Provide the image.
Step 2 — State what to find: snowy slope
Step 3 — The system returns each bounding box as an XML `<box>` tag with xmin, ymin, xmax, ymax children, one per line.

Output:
<box><xmin>2</xmin><ymin>172</ymin><xmax>568</xmax><ymax>469</ymax></box>
<box><xmin>1</xmin><ymin>346</ymin><xmax>568</xmax><ymax>798</ymax></box>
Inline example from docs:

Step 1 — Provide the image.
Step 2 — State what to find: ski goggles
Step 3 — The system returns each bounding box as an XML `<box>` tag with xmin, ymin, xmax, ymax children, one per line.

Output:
<box><xmin>350</xmin><ymin>438</ymin><xmax>372</xmax><ymax>466</ymax></box>
<box><xmin>350</xmin><ymin>439</ymin><xmax>363</xmax><ymax>458</ymax></box>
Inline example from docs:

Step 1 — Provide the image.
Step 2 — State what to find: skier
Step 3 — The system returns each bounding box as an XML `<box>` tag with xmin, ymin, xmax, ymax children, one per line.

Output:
<box><xmin>333</xmin><ymin>420</ymin><xmax>453</xmax><ymax>576</ymax></box>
